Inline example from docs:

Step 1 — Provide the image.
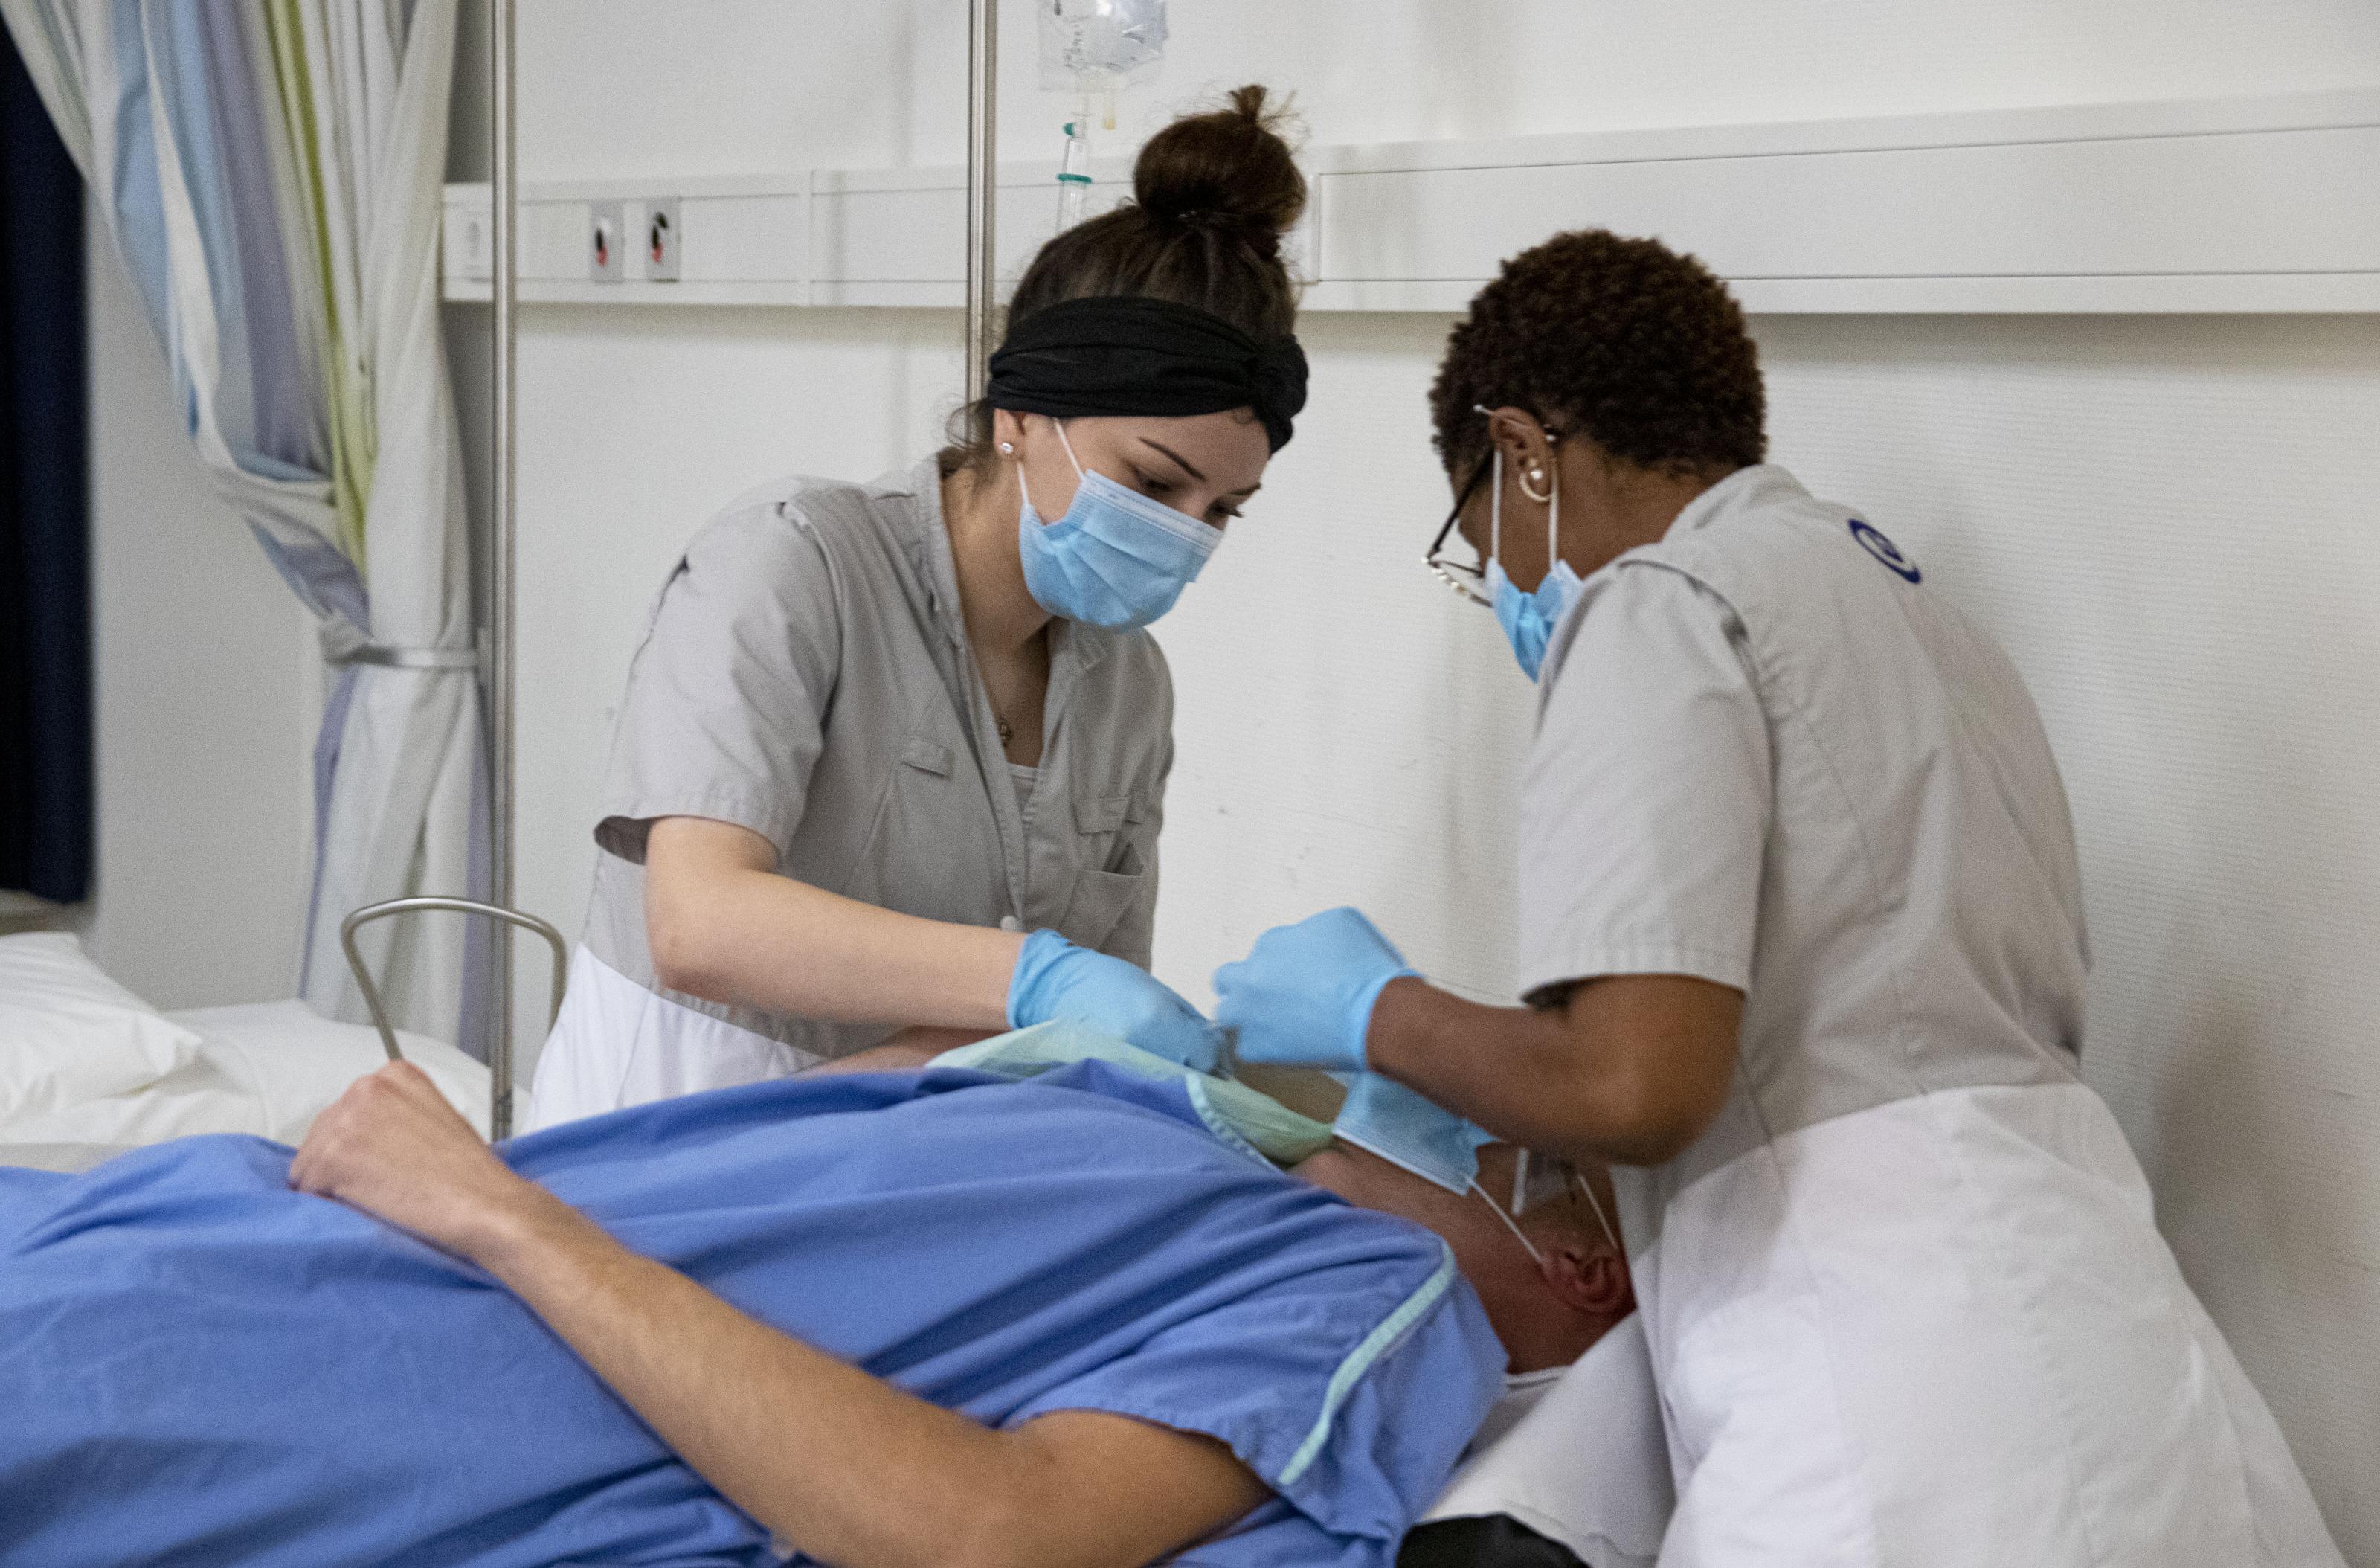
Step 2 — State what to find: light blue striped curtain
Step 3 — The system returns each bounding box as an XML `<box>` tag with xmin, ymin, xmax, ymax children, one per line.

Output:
<box><xmin>0</xmin><ymin>0</ymin><xmax>486</xmax><ymax>1053</ymax></box>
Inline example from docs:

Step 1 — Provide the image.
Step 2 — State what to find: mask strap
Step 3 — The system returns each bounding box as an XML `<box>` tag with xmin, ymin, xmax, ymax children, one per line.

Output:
<box><xmin>1569</xmin><ymin>1169</ymin><xmax>1621</xmax><ymax>1257</ymax></box>
<box><xmin>1014</xmin><ymin>454</ymin><xmax>1041</xmax><ymax>521</ymax></box>
<box><xmin>1018</xmin><ymin>419</ymin><xmax>1084</xmax><ymax>527</ymax></box>
<box><xmin>1472</xmin><ymin>1179</ymin><xmax>1545</xmax><ymax>1267</ymax></box>
<box><xmin>1051</xmin><ymin>417</ymin><xmax>1088</xmax><ymax>481</ymax></box>
<box><xmin>1472</xmin><ymin>404</ymin><xmax>1502</xmax><ymax>571</ymax></box>
<box><xmin>1490</xmin><ymin>451</ymin><xmax>1505</xmax><ymax>570</ymax></box>
<box><xmin>1545</xmin><ymin>454</ymin><xmax>1561</xmax><ymax>578</ymax></box>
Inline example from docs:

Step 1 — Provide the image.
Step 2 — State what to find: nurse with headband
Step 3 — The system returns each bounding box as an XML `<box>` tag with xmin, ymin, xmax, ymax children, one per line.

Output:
<box><xmin>526</xmin><ymin>88</ymin><xmax>1305</xmax><ymax>1129</ymax></box>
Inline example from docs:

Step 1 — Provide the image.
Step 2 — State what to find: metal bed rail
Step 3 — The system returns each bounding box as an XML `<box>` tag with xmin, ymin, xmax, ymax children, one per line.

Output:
<box><xmin>338</xmin><ymin>896</ymin><xmax>567</xmax><ymax>1140</ymax></box>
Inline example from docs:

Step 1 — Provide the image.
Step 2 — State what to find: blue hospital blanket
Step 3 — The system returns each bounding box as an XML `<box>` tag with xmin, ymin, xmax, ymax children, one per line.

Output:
<box><xmin>0</xmin><ymin>1062</ymin><xmax>1501</xmax><ymax>1568</ymax></box>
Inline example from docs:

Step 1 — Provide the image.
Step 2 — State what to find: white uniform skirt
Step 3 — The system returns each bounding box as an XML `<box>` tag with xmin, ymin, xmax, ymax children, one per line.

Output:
<box><xmin>1641</xmin><ymin>1082</ymin><xmax>2344</xmax><ymax>1567</ymax></box>
<box><xmin>521</xmin><ymin>947</ymin><xmax>816</xmax><ymax>1133</ymax></box>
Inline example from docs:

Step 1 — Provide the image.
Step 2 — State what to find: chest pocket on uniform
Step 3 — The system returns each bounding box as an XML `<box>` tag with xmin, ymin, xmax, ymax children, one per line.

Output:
<box><xmin>901</xmin><ymin>737</ymin><xmax>954</xmax><ymax>777</ymax></box>
<box><xmin>1061</xmin><ymin>791</ymin><xmax>1151</xmax><ymax>952</ymax></box>
<box><xmin>842</xmin><ymin>730</ymin><xmax>1003</xmax><ymax>925</ymax></box>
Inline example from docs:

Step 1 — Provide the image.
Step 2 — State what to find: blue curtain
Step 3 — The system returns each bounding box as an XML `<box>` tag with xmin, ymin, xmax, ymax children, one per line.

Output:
<box><xmin>0</xmin><ymin>19</ymin><xmax>88</xmax><ymax>905</ymax></box>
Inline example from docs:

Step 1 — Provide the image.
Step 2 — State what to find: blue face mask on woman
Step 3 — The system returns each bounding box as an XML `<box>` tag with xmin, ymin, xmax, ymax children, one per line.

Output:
<box><xmin>1476</xmin><ymin>405</ymin><xmax>1582</xmax><ymax>681</ymax></box>
<box><xmin>1015</xmin><ymin>422</ymin><xmax>1223</xmax><ymax>629</ymax></box>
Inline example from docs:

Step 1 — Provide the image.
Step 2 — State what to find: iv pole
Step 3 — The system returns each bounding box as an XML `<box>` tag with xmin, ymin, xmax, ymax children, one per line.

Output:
<box><xmin>966</xmin><ymin>0</ymin><xmax>998</xmax><ymax>396</ymax></box>
<box><xmin>486</xmin><ymin>0</ymin><xmax>518</xmax><ymax>1138</ymax></box>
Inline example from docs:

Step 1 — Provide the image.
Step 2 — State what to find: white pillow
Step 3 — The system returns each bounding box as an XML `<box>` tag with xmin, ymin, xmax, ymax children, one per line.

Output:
<box><xmin>0</xmin><ymin>933</ymin><xmax>202</xmax><ymax>1122</ymax></box>
<box><xmin>0</xmin><ymin>1050</ymin><xmax>271</xmax><ymax>1148</ymax></box>
<box><xmin>170</xmin><ymin>1000</ymin><xmax>491</xmax><ymax>1142</ymax></box>
<box><xmin>3</xmin><ymin>1001</ymin><xmax>493</xmax><ymax>1151</ymax></box>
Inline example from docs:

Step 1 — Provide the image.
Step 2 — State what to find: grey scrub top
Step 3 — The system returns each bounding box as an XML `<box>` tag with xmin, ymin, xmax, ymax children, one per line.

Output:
<box><xmin>1514</xmin><ymin>463</ymin><xmax>2088</xmax><ymax>1251</ymax></box>
<box><xmin>582</xmin><ymin>457</ymin><xmax>1174</xmax><ymax>1063</ymax></box>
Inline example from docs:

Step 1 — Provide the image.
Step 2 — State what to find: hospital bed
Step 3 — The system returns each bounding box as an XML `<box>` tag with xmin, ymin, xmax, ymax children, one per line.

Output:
<box><xmin>3</xmin><ymin>926</ymin><xmax>1673</xmax><ymax>1563</ymax></box>
<box><xmin>0</xmin><ymin>897</ymin><xmax>565</xmax><ymax>1175</ymax></box>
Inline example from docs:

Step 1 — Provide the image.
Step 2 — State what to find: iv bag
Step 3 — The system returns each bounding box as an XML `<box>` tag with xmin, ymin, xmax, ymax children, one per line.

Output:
<box><xmin>1038</xmin><ymin>0</ymin><xmax>1168</xmax><ymax>94</ymax></box>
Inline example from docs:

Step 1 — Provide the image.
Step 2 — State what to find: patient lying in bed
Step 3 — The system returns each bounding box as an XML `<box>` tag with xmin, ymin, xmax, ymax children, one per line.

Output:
<box><xmin>0</xmin><ymin>1027</ymin><xmax>1629</xmax><ymax>1568</ymax></box>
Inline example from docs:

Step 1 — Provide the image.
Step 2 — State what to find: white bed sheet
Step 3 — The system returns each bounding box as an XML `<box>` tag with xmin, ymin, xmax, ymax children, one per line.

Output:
<box><xmin>1423</xmin><ymin>1313</ymin><xmax>1675</xmax><ymax>1568</ymax></box>
<box><xmin>1</xmin><ymin>1142</ymin><xmax>142</xmax><ymax>1174</ymax></box>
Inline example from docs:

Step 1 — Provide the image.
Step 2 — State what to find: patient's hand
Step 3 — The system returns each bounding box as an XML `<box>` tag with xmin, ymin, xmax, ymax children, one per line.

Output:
<box><xmin>291</xmin><ymin>1062</ymin><xmax>559</xmax><ymax>1260</ymax></box>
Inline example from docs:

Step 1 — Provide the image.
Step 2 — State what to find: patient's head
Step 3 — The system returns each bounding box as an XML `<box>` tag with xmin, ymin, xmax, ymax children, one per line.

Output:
<box><xmin>1294</xmin><ymin>1141</ymin><xmax>1633</xmax><ymax>1374</ymax></box>
<box><xmin>846</xmin><ymin>1031</ymin><xmax>1633</xmax><ymax>1369</ymax></box>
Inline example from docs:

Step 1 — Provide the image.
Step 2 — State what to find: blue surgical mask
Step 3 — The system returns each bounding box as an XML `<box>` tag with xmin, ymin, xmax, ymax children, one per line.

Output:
<box><xmin>1331</xmin><ymin>1072</ymin><xmax>1494</xmax><ymax>1194</ymax></box>
<box><xmin>1015</xmin><ymin>423</ymin><xmax>1223</xmax><ymax>629</ymax></box>
<box><xmin>1479</xmin><ymin>414</ymin><xmax>1582</xmax><ymax>681</ymax></box>
<box><xmin>1489</xmin><ymin>559</ymin><xmax>1583</xmax><ymax>682</ymax></box>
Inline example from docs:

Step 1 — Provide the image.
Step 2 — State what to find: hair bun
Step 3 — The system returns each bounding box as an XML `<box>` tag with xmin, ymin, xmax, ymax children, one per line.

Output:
<box><xmin>1133</xmin><ymin>85</ymin><xmax>1305</xmax><ymax>255</ymax></box>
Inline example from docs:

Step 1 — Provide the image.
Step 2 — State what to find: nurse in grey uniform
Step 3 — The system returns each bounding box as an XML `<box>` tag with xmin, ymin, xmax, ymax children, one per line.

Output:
<box><xmin>527</xmin><ymin>89</ymin><xmax>1309</xmax><ymax>1130</ymax></box>
<box><xmin>1215</xmin><ymin>230</ymin><xmax>2344</xmax><ymax>1564</ymax></box>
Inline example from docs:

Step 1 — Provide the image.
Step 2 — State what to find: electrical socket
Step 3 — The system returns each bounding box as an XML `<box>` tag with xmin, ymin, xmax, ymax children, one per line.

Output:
<box><xmin>644</xmin><ymin>197</ymin><xmax>681</xmax><ymax>283</ymax></box>
<box><xmin>588</xmin><ymin>200</ymin><xmax>624</xmax><ymax>283</ymax></box>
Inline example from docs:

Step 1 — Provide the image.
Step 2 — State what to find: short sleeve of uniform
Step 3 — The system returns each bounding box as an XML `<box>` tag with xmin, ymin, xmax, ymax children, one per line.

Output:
<box><xmin>1516</xmin><ymin>560</ymin><xmax>1770</xmax><ymax>1001</ymax></box>
<box><xmin>1009</xmin><ymin>1209</ymin><xmax>1502</xmax><ymax>1566</ymax></box>
<box><xmin>592</xmin><ymin>501</ymin><xmax>842</xmax><ymax>866</ymax></box>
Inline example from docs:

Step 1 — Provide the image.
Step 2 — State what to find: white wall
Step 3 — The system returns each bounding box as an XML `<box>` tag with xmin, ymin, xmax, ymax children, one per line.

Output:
<box><xmin>57</xmin><ymin>208</ymin><xmax>318</xmax><ymax>1007</ymax></box>
<box><xmin>509</xmin><ymin>0</ymin><xmax>2380</xmax><ymax>175</ymax></box>
<box><xmin>479</xmin><ymin>1</ymin><xmax>2380</xmax><ymax>1555</ymax></box>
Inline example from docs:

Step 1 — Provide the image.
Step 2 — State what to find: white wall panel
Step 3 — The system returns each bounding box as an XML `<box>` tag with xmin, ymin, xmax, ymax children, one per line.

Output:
<box><xmin>1310</xmin><ymin>97</ymin><xmax>2380</xmax><ymax>312</ymax></box>
<box><xmin>509</xmin><ymin>0</ymin><xmax>2380</xmax><ymax>176</ymax></box>
<box><xmin>684</xmin><ymin>195</ymin><xmax>806</xmax><ymax>283</ymax></box>
<box><xmin>446</xmin><ymin>92</ymin><xmax>2380</xmax><ymax>313</ymax></box>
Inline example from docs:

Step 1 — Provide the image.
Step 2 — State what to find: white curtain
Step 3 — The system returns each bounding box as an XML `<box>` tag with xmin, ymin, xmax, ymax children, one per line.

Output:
<box><xmin>0</xmin><ymin>0</ymin><xmax>486</xmax><ymax>1052</ymax></box>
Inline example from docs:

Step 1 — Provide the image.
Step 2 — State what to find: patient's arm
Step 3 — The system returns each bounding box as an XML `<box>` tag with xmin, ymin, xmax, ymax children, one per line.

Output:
<box><xmin>291</xmin><ymin>1064</ymin><xmax>1267</xmax><ymax>1568</ymax></box>
<box><xmin>793</xmin><ymin>1026</ymin><xmax>1000</xmax><ymax>1079</ymax></box>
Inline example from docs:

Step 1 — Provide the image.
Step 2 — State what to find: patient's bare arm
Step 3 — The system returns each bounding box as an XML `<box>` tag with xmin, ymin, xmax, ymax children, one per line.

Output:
<box><xmin>290</xmin><ymin>1064</ymin><xmax>1267</xmax><ymax>1568</ymax></box>
<box><xmin>794</xmin><ymin>1026</ymin><xmax>1000</xmax><ymax>1079</ymax></box>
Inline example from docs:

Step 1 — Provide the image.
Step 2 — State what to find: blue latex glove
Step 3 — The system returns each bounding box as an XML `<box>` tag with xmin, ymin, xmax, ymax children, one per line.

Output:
<box><xmin>1007</xmin><ymin>928</ymin><xmax>1223</xmax><ymax>1072</ymax></box>
<box><xmin>1331</xmin><ymin>1072</ymin><xmax>1495</xmax><ymax>1194</ymax></box>
<box><xmin>1211</xmin><ymin>907</ymin><xmax>1416</xmax><ymax>1073</ymax></box>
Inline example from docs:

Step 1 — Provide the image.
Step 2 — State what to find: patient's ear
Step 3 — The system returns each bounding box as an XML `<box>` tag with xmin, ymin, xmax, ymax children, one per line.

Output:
<box><xmin>1540</xmin><ymin>1241</ymin><xmax>1635</xmax><ymax>1320</ymax></box>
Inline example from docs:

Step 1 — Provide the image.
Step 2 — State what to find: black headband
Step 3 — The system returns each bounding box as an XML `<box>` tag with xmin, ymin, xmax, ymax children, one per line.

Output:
<box><xmin>986</xmin><ymin>295</ymin><xmax>1309</xmax><ymax>452</ymax></box>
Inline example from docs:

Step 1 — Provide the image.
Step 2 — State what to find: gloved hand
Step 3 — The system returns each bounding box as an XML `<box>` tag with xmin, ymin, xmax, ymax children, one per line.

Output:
<box><xmin>1331</xmin><ymin>1072</ymin><xmax>1494</xmax><ymax>1194</ymax></box>
<box><xmin>1211</xmin><ymin>907</ymin><xmax>1416</xmax><ymax>1073</ymax></box>
<box><xmin>1007</xmin><ymin>928</ymin><xmax>1223</xmax><ymax>1072</ymax></box>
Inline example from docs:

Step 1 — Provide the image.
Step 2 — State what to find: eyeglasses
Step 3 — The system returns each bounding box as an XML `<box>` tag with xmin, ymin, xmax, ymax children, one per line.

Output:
<box><xmin>1428</xmin><ymin>406</ymin><xmax>1566</xmax><ymax>608</ymax></box>
<box><xmin>1471</xmin><ymin>1151</ymin><xmax>1623</xmax><ymax>1270</ymax></box>
<box><xmin>1424</xmin><ymin>451</ymin><xmax>1495</xmax><ymax>606</ymax></box>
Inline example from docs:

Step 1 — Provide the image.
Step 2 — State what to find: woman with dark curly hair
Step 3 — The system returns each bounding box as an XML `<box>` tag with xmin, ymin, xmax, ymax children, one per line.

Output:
<box><xmin>1218</xmin><ymin>232</ymin><xmax>2341</xmax><ymax>1565</ymax></box>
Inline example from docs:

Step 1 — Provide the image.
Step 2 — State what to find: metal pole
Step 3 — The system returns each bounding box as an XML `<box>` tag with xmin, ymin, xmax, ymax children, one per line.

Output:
<box><xmin>965</xmin><ymin>0</ymin><xmax>998</xmax><ymax>398</ymax></box>
<box><xmin>339</xmin><ymin>899</ymin><xmax>570</xmax><ymax>1143</ymax></box>
<box><xmin>487</xmin><ymin>0</ymin><xmax>518</xmax><ymax>1139</ymax></box>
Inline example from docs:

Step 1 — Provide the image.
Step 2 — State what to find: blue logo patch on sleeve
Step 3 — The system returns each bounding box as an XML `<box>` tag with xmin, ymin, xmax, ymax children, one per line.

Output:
<box><xmin>1848</xmin><ymin>518</ymin><xmax>1922</xmax><ymax>582</ymax></box>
